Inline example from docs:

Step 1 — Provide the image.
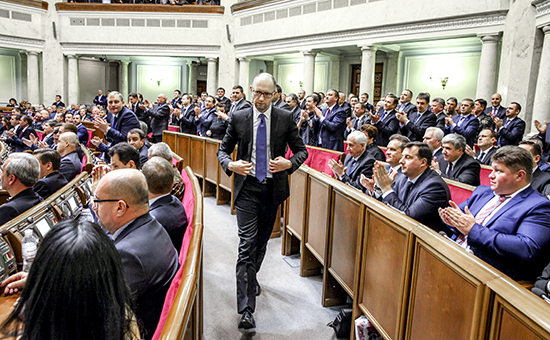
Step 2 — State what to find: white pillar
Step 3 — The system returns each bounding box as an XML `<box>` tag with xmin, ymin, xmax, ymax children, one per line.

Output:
<box><xmin>329</xmin><ymin>55</ymin><xmax>342</xmax><ymax>91</ymax></box>
<box><xmin>476</xmin><ymin>33</ymin><xmax>502</xmax><ymax>101</ymax></box>
<box><xmin>385</xmin><ymin>52</ymin><xmax>401</xmax><ymax>95</ymax></box>
<box><xmin>187</xmin><ymin>62</ymin><xmax>198</xmax><ymax>96</ymax></box>
<box><xmin>238</xmin><ymin>57</ymin><xmax>250</xmax><ymax>98</ymax></box>
<box><xmin>302</xmin><ymin>50</ymin><xmax>317</xmax><ymax>95</ymax></box>
<box><xmin>206</xmin><ymin>57</ymin><xmax>218</xmax><ymax>95</ymax></box>
<box><xmin>67</xmin><ymin>54</ymin><xmax>79</xmax><ymax>106</ymax></box>
<box><xmin>27</xmin><ymin>51</ymin><xmax>40</xmax><ymax>105</ymax></box>
<box><xmin>19</xmin><ymin>52</ymin><xmax>28</xmax><ymax>102</ymax></box>
<box><xmin>359</xmin><ymin>45</ymin><xmax>377</xmax><ymax>96</ymax></box>
<box><xmin>531</xmin><ymin>26</ymin><xmax>550</xmax><ymax>133</ymax></box>
<box><xmin>119</xmin><ymin>60</ymin><xmax>130</xmax><ymax>98</ymax></box>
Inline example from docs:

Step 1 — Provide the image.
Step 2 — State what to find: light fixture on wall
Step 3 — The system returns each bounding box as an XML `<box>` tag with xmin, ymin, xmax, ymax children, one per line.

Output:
<box><xmin>150</xmin><ymin>77</ymin><xmax>163</xmax><ymax>87</ymax></box>
<box><xmin>288</xmin><ymin>74</ymin><xmax>303</xmax><ymax>89</ymax></box>
<box><xmin>430</xmin><ymin>76</ymin><xmax>449</xmax><ymax>90</ymax></box>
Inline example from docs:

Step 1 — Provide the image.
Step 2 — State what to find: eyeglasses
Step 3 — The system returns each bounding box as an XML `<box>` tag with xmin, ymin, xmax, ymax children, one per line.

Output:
<box><xmin>251</xmin><ymin>89</ymin><xmax>275</xmax><ymax>99</ymax></box>
<box><xmin>92</xmin><ymin>196</ymin><xmax>129</xmax><ymax>208</ymax></box>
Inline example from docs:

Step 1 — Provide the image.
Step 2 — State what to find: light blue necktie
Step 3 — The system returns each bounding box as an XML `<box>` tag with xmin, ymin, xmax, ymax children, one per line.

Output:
<box><xmin>256</xmin><ymin>114</ymin><xmax>267</xmax><ymax>182</ymax></box>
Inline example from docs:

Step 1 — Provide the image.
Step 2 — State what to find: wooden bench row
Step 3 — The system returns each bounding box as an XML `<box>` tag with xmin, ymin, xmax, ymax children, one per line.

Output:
<box><xmin>282</xmin><ymin>165</ymin><xmax>550</xmax><ymax>340</ymax></box>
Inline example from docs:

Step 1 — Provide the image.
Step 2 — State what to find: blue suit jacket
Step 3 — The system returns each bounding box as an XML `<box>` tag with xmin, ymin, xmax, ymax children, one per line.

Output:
<box><xmin>315</xmin><ymin>104</ymin><xmax>347</xmax><ymax>151</ymax></box>
<box><xmin>382</xmin><ymin>168</ymin><xmax>451</xmax><ymax>233</ymax></box>
<box><xmin>195</xmin><ymin>108</ymin><xmax>217</xmax><ymax>137</ymax></box>
<box><xmin>33</xmin><ymin>172</ymin><xmax>68</xmax><ymax>199</ymax></box>
<box><xmin>179</xmin><ymin>105</ymin><xmax>197</xmax><ymax>135</ymax></box>
<box><xmin>114</xmin><ymin>212</ymin><xmax>178</xmax><ymax>339</ymax></box>
<box><xmin>149</xmin><ymin>194</ymin><xmax>188</xmax><ymax>254</ymax></box>
<box><xmin>445</xmin><ymin>114</ymin><xmax>480</xmax><ymax>147</ymax></box>
<box><xmin>76</xmin><ymin>123</ymin><xmax>89</xmax><ymax>146</ymax></box>
<box><xmin>498</xmin><ymin>117</ymin><xmax>525</xmax><ymax>147</ymax></box>
<box><xmin>373</xmin><ymin>109</ymin><xmax>399</xmax><ymax>147</ymax></box>
<box><xmin>401</xmin><ymin>110</ymin><xmax>436</xmax><ymax>142</ymax></box>
<box><xmin>93</xmin><ymin>94</ymin><xmax>107</xmax><ymax>107</ymax></box>
<box><xmin>59</xmin><ymin>151</ymin><xmax>82</xmax><ymax>182</ymax></box>
<box><xmin>484</xmin><ymin>105</ymin><xmax>507</xmax><ymax>120</ymax></box>
<box><xmin>456</xmin><ymin>185</ymin><xmax>550</xmax><ymax>281</ymax></box>
<box><xmin>106</xmin><ymin>107</ymin><xmax>141</xmax><ymax>146</ymax></box>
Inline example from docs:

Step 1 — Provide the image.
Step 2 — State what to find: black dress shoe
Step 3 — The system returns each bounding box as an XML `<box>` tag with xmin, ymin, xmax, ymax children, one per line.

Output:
<box><xmin>255</xmin><ymin>279</ymin><xmax>261</xmax><ymax>296</ymax></box>
<box><xmin>238</xmin><ymin>310</ymin><xmax>256</xmax><ymax>329</ymax></box>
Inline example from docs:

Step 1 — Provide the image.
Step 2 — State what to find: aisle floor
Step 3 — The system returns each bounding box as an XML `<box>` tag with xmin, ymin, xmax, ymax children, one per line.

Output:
<box><xmin>202</xmin><ymin>196</ymin><xmax>342</xmax><ymax>340</ymax></box>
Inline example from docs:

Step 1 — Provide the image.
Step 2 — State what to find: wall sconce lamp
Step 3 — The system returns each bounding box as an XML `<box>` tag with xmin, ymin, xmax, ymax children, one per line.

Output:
<box><xmin>430</xmin><ymin>76</ymin><xmax>449</xmax><ymax>90</ymax></box>
<box><xmin>150</xmin><ymin>78</ymin><xmax>163</xmax><ymax>87</ymax></box>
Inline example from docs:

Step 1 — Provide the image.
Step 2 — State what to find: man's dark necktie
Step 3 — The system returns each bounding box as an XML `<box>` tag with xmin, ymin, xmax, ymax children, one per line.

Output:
<box><xmin>346</xmin><ymin>158</ymin><xmax>356</xmax><ymax>176</ymax></box>
<box><xmin>446</xmin><ymin>163</ymin><xmax>453</xmax><ymax>176</ymax></box>
<box><xmin>401</xmin><ymin>180</ymin><xmax>414</xmax><ymax>202</ymax></box>
<box><xmin>256</xmin><ymin>113</ymin><xmax>267</xmax><ymax>182</ymax></box>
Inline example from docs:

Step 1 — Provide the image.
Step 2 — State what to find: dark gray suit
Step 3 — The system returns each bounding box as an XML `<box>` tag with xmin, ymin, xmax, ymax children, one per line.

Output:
<box><xmin>33</xmin><ymin>172</ymin><xmax>68</xmax><ymax>199</ymax></box>
<box><xmin>338</xmin><ymin>150</ymin><xmax>376</xmax><ymax>190</ymax></box>
<box><xmin>146</xmin><ymin>103</ymin><xmax>170</xmax><ymax>142</ymax></box>
<box><xmin>438</xmin><ymin>153</ymin><xmax>481</xmax><ymax>186</ymax></box>
<box><xmin>114</xmin><ymin>212</ymin><xmax>178</xmax><ymax>340</ymax></box>
<box><xmin>150</xmin><ymin>194</ymin><xmax>188</xmax><ymax>253</ymax></box>
<box><xmin>0</xmin><ymin>188</ymin><xmax>42</xmax><ymax>226</ymax></box>
<box><xmin>531</xmin><ymin>168</ymin><xmax>550</xmax><ymax>197</ymax></box>
<box><xmin>59</xmin><ymin>151</ymin><xmax>82</xmax><ymax>182</ymax></box>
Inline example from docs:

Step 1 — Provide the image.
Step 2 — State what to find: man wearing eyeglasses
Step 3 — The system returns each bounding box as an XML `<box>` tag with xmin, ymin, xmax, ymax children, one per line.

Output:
<box><xmin>218</xmin><ymin>73</ymin><xmax>308</xmax><ymax>330</ymax></box>
<box><xmin>93</xmin><ymin>169</ymin><xmax>178</xmax><ymax>340</ymax></box>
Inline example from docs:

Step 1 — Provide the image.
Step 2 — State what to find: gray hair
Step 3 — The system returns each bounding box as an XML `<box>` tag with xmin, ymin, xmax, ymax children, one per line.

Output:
<box><xmin>6</xmin><ymin>153</ymin><xmax>40</xmax><ymax>187</ymax></box>
<box><xmin>142</xmin><ymin>157</ymin><xmax>174</xmax><ymax>195</ymax></box>
<box><xmin>425</xmin><ymin>127</ymin><xmax>444</xmax><ymax>141</ymax></box>
<box><xmin>107</xmin><ymin>91</ymin><xmax>124</xmax><ymax>102</ymax></box>
<box><xmin>389</xmin><ymin>134</ymin><xmax>411</xmax><ymax>151</ymax></box>
<box><xmin>442</xmin><ymin>133</ymin><xmax>467</xmax><ymax>151</ymax></box>
<box><xmin>348</xmin><ymin>130</ymin><xmax>367</xmax><ymax>147</ymax></box>
<box><xmin>148</xmin><ymin>142</ymin><xmax>173</xmax><ymax>163</ymax></box>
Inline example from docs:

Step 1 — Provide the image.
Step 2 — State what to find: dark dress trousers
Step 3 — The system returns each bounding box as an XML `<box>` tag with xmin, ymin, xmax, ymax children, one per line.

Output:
<box><xmin>178</xmin><ymin>105</ymin><xmax>197</xmax><ymax>135</ymax></box>
<box><xmin>497</xmin><ymin>117</ymin><xmax>526</xmax><ymax>147</ymax></box>
<box><xmin>0</xmin><ymin>188</ymin><xmax>42</xmax><ymax>226</ymax></box>
<box><xmin>114</xmin><ymin>212</ymin><xmax>178</xmax><ymax>340</ymax></box>
<box><xmin>149</xmin><ymin>194</ymin><xmax>188</xmax><ymax>253</ymax></box>
<box><xmin>438</xmin><ymin>153</ymin><xmax>481</xmax><ymax>186</ymax></box>
<box><xmin>383</xmin><ymin>169</ymin><xmax>451</xmax><ymax>233</ymax></box>
<box><xmin>59</xmin><ymin>151</ymin><xmax>82</xmax><ymax>182</ymax></box>
<box><xmin>218</xmin><ymin>105</ymin><xmax>307</xmax><ymax>315</ymax></box>
<box><xmin>454</xmin><ymin>185</ymin><xmax>550</xmax><ymax>281</ymax></box>
<box><xmin>33</xmin><ymin>172</ymin><xmax>68</xmax><ymax>199</ymax></box>
<box><xmin>147</xmin><ymin>103</ymin><xmax>170</xmax><ymax>142</ymax></box>
<box><xmin>373</xmin><ymin>110</ymin><xmax>399</xmax><ymax>147</ymax></box>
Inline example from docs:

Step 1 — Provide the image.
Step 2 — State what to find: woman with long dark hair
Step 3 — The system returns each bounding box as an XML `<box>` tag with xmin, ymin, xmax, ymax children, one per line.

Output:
<box><xmin>0</xmin><ymin>220</ymin><xmax>139</xmax><ymax>340</ymax></box>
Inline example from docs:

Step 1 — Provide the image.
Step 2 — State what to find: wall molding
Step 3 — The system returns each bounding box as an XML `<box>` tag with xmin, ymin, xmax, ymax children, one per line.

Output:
<box><xmin>61</xmin><ymin>43</ymin><xmax>220</xmax><ymax>57</ymax></box>
<box><xmin>0</xmin><ymin>34</ymin><xmax>44</xmax><ymax>51</ymax></box>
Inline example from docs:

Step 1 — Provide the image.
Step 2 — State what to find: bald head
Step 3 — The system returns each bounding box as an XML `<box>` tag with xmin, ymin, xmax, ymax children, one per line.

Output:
<box><xmin>57</xmin><ymin>132</ymin><xmax>78</xmax><ymax>156</ymax></box>
<box><xmin>98</xmin><ymin>169</ymin><xmax>149</xmax><ymax>207</ymax></box>
<box><xmin>157</xmin><ymin>94</ymin><xmax>167</xmax><ymax>104</ymax></box>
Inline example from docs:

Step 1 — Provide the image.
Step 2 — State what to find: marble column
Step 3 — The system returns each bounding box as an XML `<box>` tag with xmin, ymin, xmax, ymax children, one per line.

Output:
<box><xmin>119</xmin><ymin>60</ymin><xmax>130</xmax><ymax>98</ymax></box>
<box><xmin>187</xmin><ymin>62</ymin><xmax>198</xmax><ymax>96</ymax></box>
<box><xmin>384</xmin><ymin>52</ymin><xmax>401</xmax><ymax>96</ymax></box>
<box><xmin>27</xmin><ymin>51</ymin><xmax>40</xmax><ymax>105</ymax></box>
<box><xmin>302</xmin><ymin>50</ymin><xmax>317</xmax><ymax>95</ymax></box>
<box><xmin>531</xmin><ymin>26</ymin><xmax>550</xmax><ymax>133</ymax></box>
<box><xmin>207</xmin><ymin>57</ymin><xmax>218</xmax><ymax>95</ymax></box>
<box><xmin>359</xmin><ymin>45</ymin><xmax>378</xmax><ymax>97</ymax></box>
<box><xmin>265</xmin><ymin>60</ymin><xmax>274</xmax><ymax>75</ymax></box>
<box><xmin>476</xmin><ymin>33</ymin><xmax>502</xmax><ymax>100</ymax></box>
<box><xmin>238</xmin><ymin>57</ymin><xmax>250</xmax><ymax>98</ymax></box>
<box><xmin>19</xmin><ymin>52</ymin><xmax>28</xmax><ymax>101</ymax></box>
<box><xmin>329</xmin><ymin>55</ymin><xmax>342</xmax><ymax>91</ymax></box>
<box><xmin>67</xmin><ymin>54</ymin><xmax>79</xmax><ymax>105</ymax></box>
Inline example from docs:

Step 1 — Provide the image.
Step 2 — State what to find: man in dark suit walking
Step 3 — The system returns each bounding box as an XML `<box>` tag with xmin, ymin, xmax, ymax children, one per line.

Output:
<box><xmin>368</xmin><ymin>142</ymin><xmax>451</xmax><ymax>233</ymax></box>
<box><xmin>33</xmin><ymin>149</ymin><xmax>68</xmax><ymax>199</ymax></box>
<box><xmin>217</xmin><ymin>73</ymin><xmax>307</xmax><ymax>329</ymax></box>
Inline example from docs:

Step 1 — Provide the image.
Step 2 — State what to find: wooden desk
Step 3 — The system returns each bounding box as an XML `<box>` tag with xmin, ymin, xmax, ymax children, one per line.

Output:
<box><xmin>0</xmin><ymin>292</ymin><xmax>20</xmax><ymax>324</ymax></box>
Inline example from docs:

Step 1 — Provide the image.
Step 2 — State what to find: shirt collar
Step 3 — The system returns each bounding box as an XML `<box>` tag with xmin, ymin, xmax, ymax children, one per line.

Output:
<box><xmin>111</xmin><ymin>219</ymin><xmax>134</xmax><ymax>241</ymax></box>
<box><xmin>493</xmin><ymin>183</ymin><xmax>530</xmax><ymax>199</ymax></box>
<box><xmin>253</xmin><ymin>104</ymin><xmax>272</xmax><ymax>120</ymax></box>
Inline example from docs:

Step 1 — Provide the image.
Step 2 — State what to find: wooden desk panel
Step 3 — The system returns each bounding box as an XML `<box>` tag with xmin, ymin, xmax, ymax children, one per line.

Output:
<box><xmin>204</xmin><ymin>140</ymin><xmax>220</xmax><ymax>184</ymax></box>
<box><xmin>164</xmin><ymin>132</ymin><xmax>177</xmax><ymax>152</ymax></box>
<box><xmin>0</xmin><ymin>293</ymin><xmax>19</xmax><ymax>330</ymax></box>
<box><xmin>328</xmin><ymin>190</ymin><xmax>363</xmax><ymax>297</ymax></box>
<box><xmin>286</xmin><ymin>169</ymin><xmax>308</xmax><ymax>241</ymax></box>
<box><xmin>305</xmin><ymin>175</ymin><xmax>331</xmax><ymax>264</ymax></box>
<box><xmin>176</xmin><ymin>134</ymin><xmax>191</xmax><ymax>169</ymax></box>
<box><xmin>189</xmin><ymin>138</ymin><xmax>204</xmax><ymax>178</ymax></box>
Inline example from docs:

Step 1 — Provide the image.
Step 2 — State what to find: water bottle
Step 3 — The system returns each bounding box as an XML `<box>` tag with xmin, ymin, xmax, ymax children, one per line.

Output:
<box><xmin>22</xmin><ymin>230</ymin><xmax>38</xmax><ymax>272</ymax></box>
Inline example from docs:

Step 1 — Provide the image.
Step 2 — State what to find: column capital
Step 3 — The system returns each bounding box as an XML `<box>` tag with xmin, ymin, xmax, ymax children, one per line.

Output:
<box><xmin>238</xmin><ymin>57</ymin><xmax>251</xmax><ymax>63</ymax></box>
<box><xmin>302</xmin><ymin>50</ymin><xmax>317</xmax><ymax>57</ymax></box>
<box><xmin>207</xmin><ymin>57</ymin><xmax>218</xmax><ymax>63</ymax></box>
<box><xmin>476</xmin><ymin>32</ymin><xmax>502</xmax><ymax>43</ymax></box>
<box><xmin>120</xmin><ymin>60</ymin><xmax>131</xmax><ymax>66</ymax></box>
<box><xmin>542</xmin><ymin>25</ymin><xmax>550</xmax><ymax>34</ymax></box>
<box><xmin>329</xmin><ymin>55</ymin><xmax>342</xmax><ymax>62</ymax></box>
<box><xmin>358</xmin><ymin>44</ymin><xmax>379</xmax><ymax>52</ymax></box>
<box><xmin>27</xmin><ymin>51</ymin><xmax>40</xmax><ymax>56</ymax></box>
<box><xmin>65</xmin><ymin>54</ymin><xmax>78</xmax><ymax>60</ymax></box>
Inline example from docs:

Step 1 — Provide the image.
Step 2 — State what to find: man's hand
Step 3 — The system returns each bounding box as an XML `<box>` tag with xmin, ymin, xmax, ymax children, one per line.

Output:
<box><xmin>445</xmin><ymin>116</ymin><xmax>453</xmax><ymax>126</ymax></box>
<box><xmin>313</xmin><ymin>107</ymin><xmax>323</xmax><ymax>119</ymax></box>
<box><xmin>6</xmin><ymin>130</ymin><xmax>15</xmax><ymax>138</ymax></box>
<box><xmin>494</xmin><ymin>117</ymin><xmax>503</xmax><ymax>129</ymax></box>
<box><xmin>228</xmin><ymin>160</ymin><xmax>252</xmax><ymax>176</ymax></box>
<box><xmin>1</xmin><ymin>272</ymin><xmax>28</xmax><ymax>295</ymax></box>
<box><xmin>93</xmin><ymin>117</ymin><xmax>109</xmax><ymax>133</ymax></box>
<box><xmin>346</xmin><ymin>117</ymin><xmax>353</xmax><ymax>129</ymax></box>
<box><xmin>328</xmin><ymin>158</ymin><xmax>345</xmax><ymax>177</ymax></box>
<box><xmin>269</xmin><ymin>156</ymin><xmax>292</xmax><ymax>173</ymax></box>
<box><xmin>91</xmin><ymin>164</ymin><xmax>112</xmax><ymax>193</ymax></box>
<box><xmin>194</xmin><ymin>106</ymin><xmax>202</xmax><ymax>117</ymax></box>
<box><xmin>22</xmin><ymin>138</ymin><xmax>33</xmax><ymax>147</ymax></box>
<box><xmin>360</xmin><ymin>173</ymin><xmax>375</xmax><ymax>193</ymax></box>
<box><xmin>431</xmin><ymin>157</ymin><xmax>440</xmax><ymax>171</ymax></box>
<box><xmin>439</xmin><ymin>201</ymin><xmax>476</xmax><ymax>235</ymax></box>
<box><xmin>29</xmin><ymin>133</ymin><xmax>39</xmax><ymax>145</ymax></box>
<box><xmin>465</xmin><ymin>144</ymin><xmax>475</xmax><ymax>158</ymax></box>
<box><xmin>369</xmin><ymin>112</ymin><xmax>380</xmax><ymax>124</ymax></box>
<box><xmin>396</xmin><ymin>111</ymin><xmax>408</xmax><ymax>124</ymax></box>
<box><xmin>535</xmin><ymin>120</ymin><xmax>547</xmax><ymax>134</ymax></box>
<box><xmin>373</xmin><ymin>161</ymin><xmax>394</xmax><ymax>193</ymax></box>
<box><xmin>90</xmin><ymin>136</ymin><xmax>103</xmax><ymax>148</ymax></box>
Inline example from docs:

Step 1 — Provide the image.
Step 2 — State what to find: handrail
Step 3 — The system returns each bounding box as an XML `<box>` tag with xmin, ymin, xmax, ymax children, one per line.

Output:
<box><xmin>55</xmin><ymin>3</ymin><xmax>224</xmax><ymax>13</ymax></box>
<box><xmin>159</xmin><ymin>167</ymin><xmax>203</xmax><ymax>340</ymax></box>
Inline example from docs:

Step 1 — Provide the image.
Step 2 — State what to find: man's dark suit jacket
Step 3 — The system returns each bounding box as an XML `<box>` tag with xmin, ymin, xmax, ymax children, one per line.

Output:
<box><xmin>435</xmin><ymin>112</ymin><xmax>446</xmax><ymax>130</ymax></box>
<box><xmin>454</xmin><ymin>185</ymin><xmax>550</xmax><ymax>281</ymax></box>
<box><xmin>218</xmin><ymin>105</ymin><xmax>308</xmax><ymax>205</ymax></box>
<box><xmin>52</xmin><ymin>100</ymin><xmax>65</xmax><ymax>107</ymax></box>
<box><xmin>137</xmin><ymin>144</ymin><xmax>149</xmax><ymax>168</ymax></box>
<box><xmin>113</xmin><ymin>212</ymin><xmax>178</xmax><ymax>340</ymax></box>
<box><xmin>399</xmin><ymin>101</ymin><xmax>417</xmax><ymax>116</ymax></box>
<box><xmin>531</xmin><ymin>168</ymin><xmax>550</xmax><ymax>197</ymax></box>
<box><xmin>365</xmin><ymin>143</ymin><xmax>385</xmax><ymax>162</ymax></box>
<box><xmin>497</xmin><ymin>117</ymin><xmax>525</xmax><ymax>147</ymax></box>
<box><xmin>338</xmin><ymin>150</ymin><xmax>376</xmax><ymax>190</ymax></box>
<box><xmin>218</xmin><ymin>96</ymin><xmax>231</xmax><ymax>113</ymax></box>
<box><xmin>373</xmin><ymin>110</ymin><xmax>399</xmax><ymax>147</ymax></box>
<box><xmin>445</xmin><ymin>114</ymin><xmax>480</xmax><ymax>147</ymax></box>
<box><xmin>179</xmin><ymin>105</ymin><xmax>197</xmax><ymax>135</ymax></box>
<box><xmin>59</xmin><ymin>151</ymin><xmax>82</xmax><ymax>182</ymax></box>
<box><xmin>272</xmin><ymin>98</ymin><xmax>291</xmax><ymax>111</ymax></box>
<box><xmin>344</xmin><ymin>114</ymin><xmax>370</xmax><ymax>140</ymax></box>
<box><xmin>400</xmin><ymin>110</ymin><xmax>436</xmax><ymax>142</ymax></box>
<box><xmin>382</xmin><ymin>168</ymin><xmax>451</xmax><ymax>233</ymax></box>
<box><xmin>195</xmin><ymin>108</ymin><xmax>217</xmax><ymax>137</ymax></box>
<box><xmin>131</xmin><ymin>102</ymin><xmax>149</xmax><ymax>127</ymax></box>
<box><xmin>534</xmin><ymin>261</ymin><xmax>550</xmax><ymax>297</ymax></box>
<box><xmin>231</xmin><ymin>99</ymin><xmax>252</xmax><ymax>114</ymax></box>
<box><xmin>6</xmin><ymin>126</ymin><xmax>36</xmax><ymax>152</ymax></box>
<box><xmin>93</xmin><ymin>95</ymin><xmax>107</xmax><ymax>107</ymax></box>
<box><xmin>147</xmin><ymin>103</ymin><xmax>170</xmax><ymax>137</ymax></box>
<box><xmin>290</xmin><ymin>106</ymin><xmax>302</xmax><ymax>125</ymax></box>
<box><xmin>340</xmin><ymin>102</ymin><xmax>352</xmax><ymax>117</ymax></box>
<box><xmin>439</xmin><ymin>153</ymin><xmax>481</xmax><ymax>186</ymax></box>
<box><xmin>33</xmin><ymin>172</ymin><xmax>68</xmax><ymax>199</ymax></box>
<box><xmin>315</xmin><ymin>104</ymin><xmax>347</xmax><ymax>151</ymax></box>
<box><xmin>76</xmin><ymin>123</ymin><xmax>89</xmax><ymax>146</ymax></box>
<box><xmin>475</xmin><ymin>147</ymin><xmax>497</xmax><ymax>165</ymax></box>
<box><xmin>476</xmin><ymin>112</ymin><xmax>494</xmax><ymax>131</ymax></box>
<box><xmin>485</xmin><ymin>105</ymin><xmax>507</xmax><ymax>120</ymax></box>
<box><xmin>0</xmin><ymin>188</ymin><xmax>42</xmax><ymax>226</ymax></box>
<box><xmin>102</xmin><ymin>107</ymin><xmax>141</xmax><ymax>149</ymax></box>
<box><xmin>149</xmin><ymin>194</ymin><xmax>188</xmax><ymax>253</ymax></box>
